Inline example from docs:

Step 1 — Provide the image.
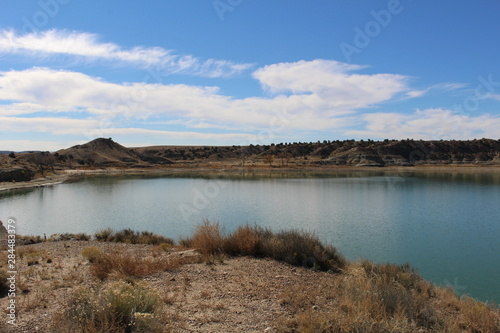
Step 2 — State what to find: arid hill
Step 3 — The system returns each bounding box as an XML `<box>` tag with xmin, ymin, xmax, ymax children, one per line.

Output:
<box><xmin>132</xmin><ymin>138</ymin><xmax>500</xmax><ymax>167</ymax></box>
<box><xmin>56</xmin><ymin>138</ymin><xmax>173</xmax><ymax>167</ymax></box>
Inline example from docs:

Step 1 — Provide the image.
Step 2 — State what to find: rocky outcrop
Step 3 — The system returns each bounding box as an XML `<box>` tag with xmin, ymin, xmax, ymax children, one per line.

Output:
<box><xmin>0</xmin><ymin>220</ymin><xmax>7</xmax><ymax>239</ymax></box>
<box><xmin>0</xmin><ymin>167</ymin><xmax>34</xmax><ymax>182</ymax></box>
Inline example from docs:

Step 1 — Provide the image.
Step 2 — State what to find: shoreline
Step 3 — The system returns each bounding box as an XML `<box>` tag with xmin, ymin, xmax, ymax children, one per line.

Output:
<box><xmin>1</xmin><ymin>164</ymin><xmax>500</xmax><ymax>192</ymax></box>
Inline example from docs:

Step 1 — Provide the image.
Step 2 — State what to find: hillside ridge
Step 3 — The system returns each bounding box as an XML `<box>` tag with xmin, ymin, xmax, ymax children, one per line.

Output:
<box><xmin>1</xmin><ymin>138</ymin><xmax>499</xmax><ymax>182</ymax></box>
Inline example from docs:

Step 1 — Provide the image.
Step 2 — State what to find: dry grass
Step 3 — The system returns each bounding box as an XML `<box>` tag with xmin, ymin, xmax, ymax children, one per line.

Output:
<box><xmin>94</xmin><ymin>228</ymin><xmax>175</xmax><ymax>245</ymax></box>
<box><xmin>276</xmin><ymin>261</ymin><xmax>500</xmax><ymax>332</ymax></box>
<box><xmin>189</xmin><ymin>220</ymin><xmax>226</xmax><ymax>256</ymax></box>
<box><xmin>186</xmin><ymin>221</ymin><xmax>346</xmax><ymax>272</ymax></box>
<box><xmin>82</xmin><ymin>247</ymin><xmax>186</xmax><ymax>280</ymax></box>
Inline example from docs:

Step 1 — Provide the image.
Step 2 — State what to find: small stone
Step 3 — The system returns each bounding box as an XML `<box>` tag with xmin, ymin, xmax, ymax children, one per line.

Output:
<box><xmin>312</xmin><ymin>305</ymin><xmax>319</xmax><ymax>311</ymax></box>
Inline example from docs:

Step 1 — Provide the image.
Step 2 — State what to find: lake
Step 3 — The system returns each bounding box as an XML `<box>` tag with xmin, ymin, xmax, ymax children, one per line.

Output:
<box><xmin>1</xmin><ymin>170</ymin><xmax>499</xmax><ymax>304</ymax></box>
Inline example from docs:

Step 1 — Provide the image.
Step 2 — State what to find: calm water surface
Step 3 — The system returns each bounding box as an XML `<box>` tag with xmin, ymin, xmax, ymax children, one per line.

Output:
<box><xmin>1</xmin><ymin>171</ymin><xmax>499</xmax><ymax>303</ymax></box>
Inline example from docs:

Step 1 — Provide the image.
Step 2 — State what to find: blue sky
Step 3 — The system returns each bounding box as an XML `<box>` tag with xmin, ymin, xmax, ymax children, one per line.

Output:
<box><xmin>1</xmin><ymin>0</ymin><xmax>500</xmax><ymax>151</ymax></box>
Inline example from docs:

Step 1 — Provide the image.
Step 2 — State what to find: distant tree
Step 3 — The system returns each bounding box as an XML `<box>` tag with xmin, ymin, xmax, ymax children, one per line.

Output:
<box><xmin>8</xmin><ymin>152</ymin><xmax>15</xmax><ymax>158</ymax></box>
<box><xmin>278</xmin><ymin>152</ymin><xmax>291</xmax><ymax>166</ymax></box>
<box><xmin>263</xmin><ymin>155</ymin><xmax>274</xmax><ymax>166</ymax></box>
<box><xmin>28</xmin><ymin>152</ymin><xmax>55</xmax><ymax>176</ymax></box>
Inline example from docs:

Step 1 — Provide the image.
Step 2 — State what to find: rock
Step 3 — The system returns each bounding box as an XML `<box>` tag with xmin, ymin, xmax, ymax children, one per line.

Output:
<box><xmin>0</xmin><ymin>167</ymin><xmax>34</xmax><ymax>182</ymax></box>
<box><xmin>0</xmin><ymin>220</ymin><xmax>7</xmax><ymax>239</ymax></box>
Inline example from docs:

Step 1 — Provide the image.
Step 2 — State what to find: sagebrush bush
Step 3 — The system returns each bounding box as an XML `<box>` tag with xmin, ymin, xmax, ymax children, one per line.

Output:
<box><xmin>62</xmin><ymin>281</ymin><xmax>162</xmax><ymax>332</ymax></box>
<box><xmin>81</xmin><ymin>246</ymin><xmax>104</xmax><ymax>263</ymax></box>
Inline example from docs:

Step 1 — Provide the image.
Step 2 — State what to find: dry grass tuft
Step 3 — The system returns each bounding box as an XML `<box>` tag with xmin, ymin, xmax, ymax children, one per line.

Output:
<box><xmin>186</xmin><ymin>220</ymin><xmax>346</xmax><ymax>272</ymax></box>
<box><xmin>84</xmin><ymin>248</ymin><xmax>184</xmax><ymax>281</ymax></box>
<box><xmin>94</xmin><ymin>228</ymin><xmax>175</xmax><ymax>245</ymax></box>
<box><xmin>190</xmin><ymin>220</ymin><xmax>225</xmax><ymax>256</ymax></box>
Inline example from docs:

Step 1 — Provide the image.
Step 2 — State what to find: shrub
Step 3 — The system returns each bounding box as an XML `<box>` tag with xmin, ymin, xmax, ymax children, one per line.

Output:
<box><xmin>361</xmin><ymin>261</ymin><xmax>422</xmax><ymax>291</ymax></box>
<box><xmin>94</xmin><ymin>228</ymin><xmax>113</xmax><ymax>242</ymax></box>
<box><xmin>94</xmin><ymin>228</ymin><xmax>174</xmax><ymax>245</ymax></box>
<box><xmin>81</xmin><ymin>246</ymin><xmax>104</xmax><ymax>263</ymax></box>
<box><xmin>87</xmin><ymin>250</ymin><xmax>181</xmax><ymax>280</ymax></box>
<box><xmin>264</xmin><ymin>229</ymin><xmax>346</xmax><ymax>271</ymax></box>
<box><xmin>62</xmin><ymin>281</ymin><xmax>162</xmax><ymax>332</ymax></box>
<box><xmin>190</xmin><ymin>220</ymin><xmax>225</xmax><ymax>256</ymax></box>
<box><xmin>223</xmin><ymin>224</ymin><xmax>265</xmax><ymax>256</ymax></box>
<box><xmin>189</xmin><ymin>220</ymin><xmax>346</xmax><ymax>272</ymax></box>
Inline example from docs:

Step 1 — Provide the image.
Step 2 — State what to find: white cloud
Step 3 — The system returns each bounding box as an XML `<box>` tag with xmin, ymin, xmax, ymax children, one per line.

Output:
<box><xmin>0</xmin><ymin>29</ymin><xmax>253</xmax><ymax>78</ymax></box>
<box><xmin>253</xmin><ymin>59</ymin><xmax>408</xmax><ymax>112</ymax></box>
<box><xmin>404</xmin><ymin>82</ymin><xmax>467</xmax><ymax>100</ymax></box>
<box><xmin>0</xmin><ymin>140</ymin><xmax>83</xmax><ymax>152</ymax></box>
<box><xmin>2</xmin><ymin>59</ymin><xmax>495</xmax><ymax>149</ymax></box>
<box><xmin>0</xmin><ymin>116</ymin><xmax>100</xmax><ymax>134</ymax></box>
<box><xmin>346</xmin><ymin>108</ymin><xmax>500</xmax><ymax>140</ymax></box>
<box><xmin>0</xmin><ymin>64</ymin><xmax>403</xmax><ymax>132</ymax></box>
<box><xmin>484</xmin><ymin>93</ymin><xmax>500</xmax><ymax>101</ymax></box>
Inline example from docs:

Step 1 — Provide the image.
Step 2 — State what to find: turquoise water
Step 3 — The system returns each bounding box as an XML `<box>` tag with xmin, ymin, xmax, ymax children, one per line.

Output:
<box><xmin>1</xmin><ymin>171</ymin><xmax>499</xmax><ymax>303</ymax></box>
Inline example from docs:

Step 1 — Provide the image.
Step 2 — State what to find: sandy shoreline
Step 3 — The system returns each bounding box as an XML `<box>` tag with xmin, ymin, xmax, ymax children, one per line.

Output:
<box><xmin>1</xmin><ymin>164</ymin><xmax>500</xmax><ymax>193</ymax></box>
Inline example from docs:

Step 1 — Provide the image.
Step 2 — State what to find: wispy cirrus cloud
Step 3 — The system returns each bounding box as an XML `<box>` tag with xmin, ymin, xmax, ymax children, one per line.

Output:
<box><xmin>0</xmin><ymin>29</ymin><xmax>253</xmax><ymax>78</ymax></box>
<box><xmin>404</xmin><ymin>82</ymin><xmax>467</xmax><ymax>99</ymax></box>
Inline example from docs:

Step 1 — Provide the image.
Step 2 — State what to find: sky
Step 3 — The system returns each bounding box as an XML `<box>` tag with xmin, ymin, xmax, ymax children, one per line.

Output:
<box><xmin>0</xmin><ymin>0</ymin><xmax>500</xmax><ymax>151</ymax></box>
